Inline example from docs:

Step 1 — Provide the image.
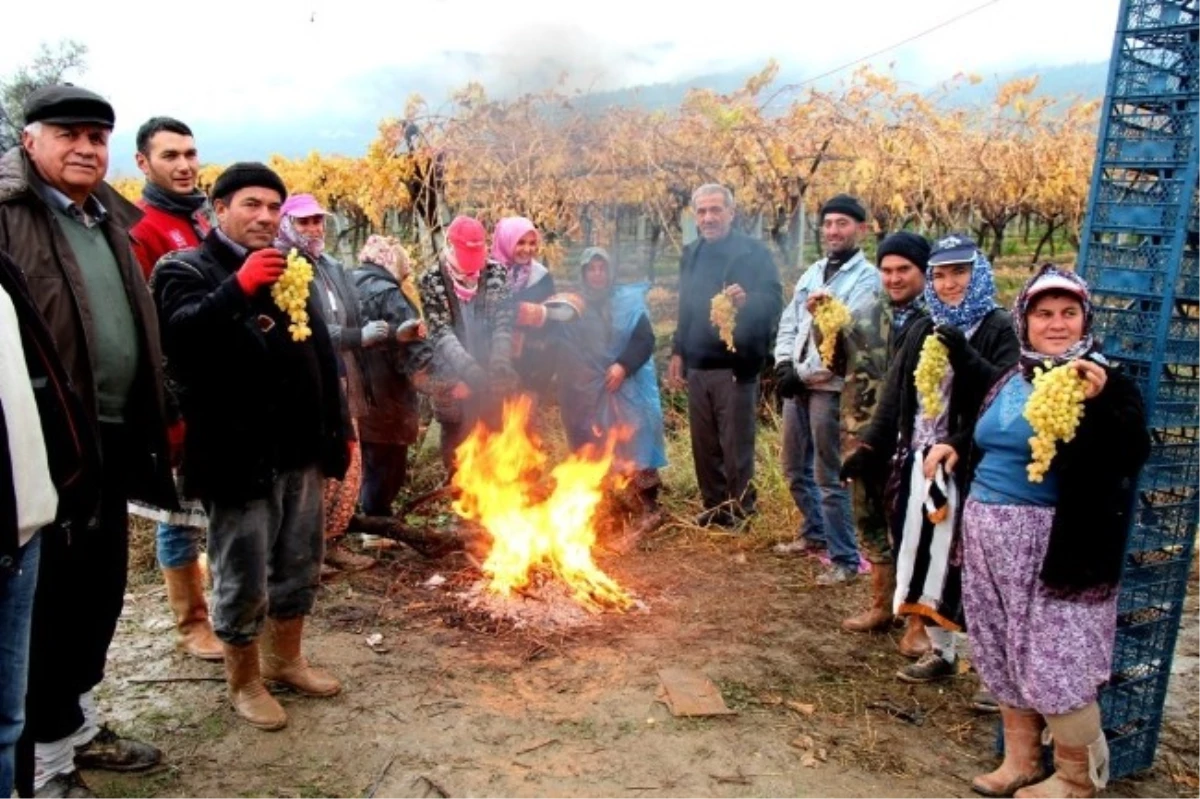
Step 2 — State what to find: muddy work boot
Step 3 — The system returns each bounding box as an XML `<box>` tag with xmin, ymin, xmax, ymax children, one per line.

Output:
<box><xmin>163</xmin><ymin>561</ymin><xmax>223</xmax><ymax>661</ymax></box>
<box><xmin>972</xmin><ymin>707</ymin><xmax>1047</xmax><ymax>796</ymax></box>
<box><xmin>224</xmin><ymin>640</ymin><xmax>287</xmax><ymax>731</ymax></box>
<box><xmin>261</xmin><ymin>616</ymin><xmax>341</xmax><ymax>697</ymax></box>
<box><xmin>842</xmin><ymin>562</ymin><xmax>894</xmax><ymax>632</ymax></box>
<box><xmin>73</xmin><ymin>727</ymin><xmax>161</xmax><ymax>772</ymax></box>
<box><xmin>1014</xmin><ymin>737</ymin><xmax>1106</xmax><ymax>799</ymax></box>
<box><xmin>898</xmin><ymin>615</ymin><xmax>932</xmax><ymax>659</ymax></box>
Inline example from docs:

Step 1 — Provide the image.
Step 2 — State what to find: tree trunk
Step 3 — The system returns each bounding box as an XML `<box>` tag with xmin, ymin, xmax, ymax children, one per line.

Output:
<box><xmin>1031</xmin><ymin>222</ymin><xmax>1059</xmax><ymax>264</ymax></box>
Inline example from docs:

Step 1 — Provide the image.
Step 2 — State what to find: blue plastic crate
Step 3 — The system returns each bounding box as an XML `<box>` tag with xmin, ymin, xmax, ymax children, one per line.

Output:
<box><xmin>1107</xmin><ymin>724</ymin><xmax>1161</xmax><ymax>779</ymax></box>
<box><xmin>1111</xmin><ymin>609</ymin><xmax>1186</xmax><ymax>678</ymax></box>
<box><xmin>1138</xmin><ymin>430</ymin><xmax>1200</xmax><ymax>491</ymax></box>
<box><xmin>1123</xmin><ymin>0</ymin><xmax>1199</xmax><ymax>31</ymax></box>
<box><xmin>1117</xmin><ymin>558</ymin><xmax>1192</xmax><ymax>616</ymax></box>
<box><xmin>1090</xmin><ymin>298</ymin><xmax>1200</xmax><ymax>365</ymax></box>
<box><xmin>1102</xmin><ymin>667</ymin><xmax>1172</xmax><ymax>729</ymax></box>
<box><xmin>1118</xmin><ymin>361</ymin><xmax>1199</xmax><ymax>428</ymax></box>
<box><xmin>1078</xmin><ymin>240</ymin><xmax>1199</xmax><ymax>301</ymax></box>
<box><xmin>1130</xmin><ymin>485</ymin><xmax>1200</xmax><ymax>551</ymax></box>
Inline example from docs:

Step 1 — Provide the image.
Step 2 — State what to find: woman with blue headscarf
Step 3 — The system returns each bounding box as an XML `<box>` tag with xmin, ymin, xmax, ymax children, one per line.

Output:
<box><xmin>840</xmin><ymin>234</ymin><xmax>1019</xmax><ymax>681</ymax></box>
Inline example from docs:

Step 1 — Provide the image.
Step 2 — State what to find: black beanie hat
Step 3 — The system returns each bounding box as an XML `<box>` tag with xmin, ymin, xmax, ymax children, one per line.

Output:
<box><xmin>820</xmin><ymin>193</ymin><xmax>867</xmax><ymax>223</ymax></box>
<box><xmin>210</xmin><ymin>162</ymin><xmax>288</xmax><ymax>204</ymax></box>
<box><xmin>876</xmin><ymin>231</ymin><xmax>931</xmax><ymax>270</ymax></box>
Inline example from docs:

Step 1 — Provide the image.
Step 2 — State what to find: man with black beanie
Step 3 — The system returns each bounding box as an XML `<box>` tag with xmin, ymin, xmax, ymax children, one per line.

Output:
<box><xmin>839</xmin><ymin>231</ymin><xmax>930</xmax><ymax>644</ymax></box>
<box><xmin>772</xmin><ymin>194</ymin><xmax>880</xmax><ymax>586</ymax></box>
<box><xmin>152</xmin><ymin>162</ymin><xmax>349</xmax><ymax>731</ymax></box>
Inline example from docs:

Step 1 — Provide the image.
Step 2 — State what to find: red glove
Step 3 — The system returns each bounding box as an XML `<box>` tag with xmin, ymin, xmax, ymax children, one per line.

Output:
<box><xmin>167</xmin><ymin>420</ymin><xmax>186</xmax><ymax>468</ymax></box>
<box><xmin>236</xmin><ymin>248</ymin><xmax>286</xmax><ymax>296</ymax></box>
<box><xmin>516</xmin><ymin>301</ymin><xmax>548</xmax><ymax>328</ymax></box>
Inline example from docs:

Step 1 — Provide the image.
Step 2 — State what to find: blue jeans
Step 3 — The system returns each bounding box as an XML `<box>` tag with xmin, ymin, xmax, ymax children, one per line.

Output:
<box><xmin>0</xmin><ymin>533</ymin><xmax>41</xmax><ymax>797</ymax></box>
<box><xmin>782</xmin><ymin>391</ymin><xmax>858</xmax><ymax>570</ymax></box>
<box><xmin>155</xmin><ymin>522</ymin><xmax>202</xmax><ymax>569</ymax></box>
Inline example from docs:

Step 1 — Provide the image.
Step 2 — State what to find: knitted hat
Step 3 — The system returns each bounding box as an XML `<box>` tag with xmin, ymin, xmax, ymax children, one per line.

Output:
<box><xmin>820</xmin><ymin>193</ymin><xmax>867</xmax><ymax>223</ymax></box>
<box><xmin>210</xmin><ymin>162</ymin><xmax>287</xmax><ymax>203</ymax></box>
<box><xmin>876</xmin><ymin>232</ymin><xmax>931</xmax><ymax>270</ymax></box>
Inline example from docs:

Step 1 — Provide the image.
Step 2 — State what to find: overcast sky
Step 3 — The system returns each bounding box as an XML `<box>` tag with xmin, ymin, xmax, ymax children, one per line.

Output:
<box><xmin>3</xmin><ymin>0</ymin><xmax>1121</xmax><ymax>129</ymax></box>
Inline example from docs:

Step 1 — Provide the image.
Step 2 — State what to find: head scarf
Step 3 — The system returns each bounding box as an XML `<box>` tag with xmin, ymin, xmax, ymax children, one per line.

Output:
<box><xmin>491</xmin><ymin>216</ymin><xmax>539</xmax><ymax>291</ymax></box>
<box><xmin>358</xmin><ymin>234</ymin><xmax>410</xmax><ymax>279</ymax></box>
<box><xmin>441</xmin><ymin>248</ymin><xmax>479</xmax><ymax>303</ymax></box>
<box><xmin>923</xmin><ymin>249</ymin><xmax>999</xmax><ymax>330</ymax></box>
<box><xmin>1013</xmin><ymin>264</ymin><xmax>1097</xmax><ymax>377</ymax></box>
<box><xmin>275</xmin><ymin>213</ymin><xmax>325</xmax><ymax>261</ymax></box>
<box><xmin>579</xmin><ymin>246</ymin><xmax>613</xmax><ymax>303</ymax></box>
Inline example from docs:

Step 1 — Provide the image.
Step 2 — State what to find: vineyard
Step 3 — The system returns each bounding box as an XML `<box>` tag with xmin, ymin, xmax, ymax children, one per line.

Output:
<box><xmin>113</xmin><ymin>62</ymin><xmax>1098</xmax><ymax>271</ymax></box>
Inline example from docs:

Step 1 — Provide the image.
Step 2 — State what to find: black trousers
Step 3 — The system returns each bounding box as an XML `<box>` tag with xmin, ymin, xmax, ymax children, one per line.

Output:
<box><xmin>24</xmin><ymin>423</ymin><xmax>129</xmax><ymax>743</ymax></box>
<box><xmin>686</xmin><ymin>369</ymin><xmax>758</xmax><ymax>514</ymax></box>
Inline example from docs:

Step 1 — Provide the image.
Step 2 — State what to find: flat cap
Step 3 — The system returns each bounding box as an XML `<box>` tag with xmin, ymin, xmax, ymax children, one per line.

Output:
<box><xmin>23</xmin><ymin>84</ymin><xmax>115</xmax><ymax>128</ymax></box>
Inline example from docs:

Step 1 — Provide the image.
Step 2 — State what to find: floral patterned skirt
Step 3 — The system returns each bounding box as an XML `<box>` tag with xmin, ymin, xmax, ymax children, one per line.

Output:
<box><xmin>961</xmin><ymin>498</ymin><xmax>1118</xmax><ymax>715</ymax></box>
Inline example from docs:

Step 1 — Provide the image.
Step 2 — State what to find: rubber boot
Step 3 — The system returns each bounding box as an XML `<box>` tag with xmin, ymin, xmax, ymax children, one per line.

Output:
<box><xmin>842</xmin><ymin>563</ymin><xmax>894</xmax><ymax>632</ymax></box>
<box><xmin>1014</xmin><ymin>739</ymin><xmax>1103</xmax><ymax>798</ymax></box>
<box><xmin>163</xmin><ymin>562</ymin><xmax>223</xmax><ymax>661</ymax></box>
<box><xmin>972</xmin><ymin>707</ymin><xmax>1047</xmax><ymax>796</ymax></box>
<box><xmin>898</xmin><ymin>614</ymin><xmax>932</xmax><ymax>658</ymax></box>
<box><xmin>223</xmin><ymin>641</ymin><xmax>287</xmax><ymax>731</ymax></box>
<box><xmin>261</xmin><ymin>616</ymin><xmax>341</xmax><ymax>697</ymax></box>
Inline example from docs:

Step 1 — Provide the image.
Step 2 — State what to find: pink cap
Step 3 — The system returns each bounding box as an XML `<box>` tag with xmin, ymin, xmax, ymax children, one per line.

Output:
<box><xmin>446</xmin><ymin>216</ymin><xmax>487</xmax><ymax>275</ymax></box>
<box><xmin>1026</xmin><ymin>273</ymin><xmax>1087</xmax><ymax>302</ymax></box>
<box><xmin>280</xmin><ymin>193</ymin><xmax>328</xmax><ymax>219</ymax></box>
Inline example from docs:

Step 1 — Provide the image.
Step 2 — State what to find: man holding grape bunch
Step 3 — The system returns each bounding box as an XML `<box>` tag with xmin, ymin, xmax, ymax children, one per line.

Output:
<box><xmin>666</xmin><ymin>184</ymin><xmax>782</xmax><ymax>529</ymax></box>
<box><xmin>773</xmin><ymin>194</ymin><xmax>881</xmax><ymax>586</ymax></box>
<box><xmin>152</xmin><ymin>163</ymin><xmax>349</xmax><ymax>731</ymax></box>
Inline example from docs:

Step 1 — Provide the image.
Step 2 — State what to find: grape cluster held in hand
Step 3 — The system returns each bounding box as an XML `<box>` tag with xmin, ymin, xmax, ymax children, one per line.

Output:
<box><xmin>273</xmin><ymin>248</ymin><xmax>315</xmax><ymax>342</ymax></box>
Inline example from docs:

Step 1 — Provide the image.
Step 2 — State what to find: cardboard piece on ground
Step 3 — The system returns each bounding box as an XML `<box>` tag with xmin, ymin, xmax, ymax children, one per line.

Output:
<box><xmin>655</xmin><ymin>668</ymin><xmax>736</xmax><ymax>716</ymax></box>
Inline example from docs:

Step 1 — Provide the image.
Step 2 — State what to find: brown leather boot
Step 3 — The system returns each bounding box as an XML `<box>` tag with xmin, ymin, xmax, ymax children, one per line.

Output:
<box><xmin>1014</xmin><ymin>738</ymin><xmax>1103</xmax><ymax>798</ymax></box>
<box><xmin>261</xmin><ymin>616</ymin><xmax>341</xmax><ymax>697</ymax></box>
<box><xmin>163</xmin><ymin>562</ymin><xmax>223</xmax><ymax>661</ymax></box>
<box><xmin>223</xmin><ymin>641</ymin><xmax>287</xmax><ymax>731</ymax></box>
<box><xmin>897</xmin><ymin>615</ymin><xmax>932</xmax><ymax>658</ymax></box>
<box><xmin>842</xmin><ymin>563</ymin><xmax>894</xmax><ymax>632</ymax></box>
<box><xmin>972</xmin><ymin>707</ymin><xmax>1047</xmax><ymax>796</ymax></box>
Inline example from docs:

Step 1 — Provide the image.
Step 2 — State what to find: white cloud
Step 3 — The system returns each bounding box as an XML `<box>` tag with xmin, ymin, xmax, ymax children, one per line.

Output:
<box><xmin>1</xmin><ymin>0</ymin><xmax>1120</xmax><ymax>131</ymax></box>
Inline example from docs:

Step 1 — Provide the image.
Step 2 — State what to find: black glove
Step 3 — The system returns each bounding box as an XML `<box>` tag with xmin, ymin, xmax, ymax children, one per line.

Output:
<box><xmin>839</xmin><ymin>446</ymin><xmax>876</xmax><ymax>483</ymax></box>
<box><xmin>934</xmin><ymin>324</ymin><xmax>970</xmax><ymax>366</ymax></box>
<box><xmin>774</xmin><ymin>362</ymin><xmax>803</xmax><ymax>399</ymax></box>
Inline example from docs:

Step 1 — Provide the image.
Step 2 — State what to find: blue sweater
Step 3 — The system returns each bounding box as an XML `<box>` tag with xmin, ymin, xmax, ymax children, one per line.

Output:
<box><xmin>970</xmin><ymin>375</ymin><xmax>1059</xmax><ymax>507</ymax></box>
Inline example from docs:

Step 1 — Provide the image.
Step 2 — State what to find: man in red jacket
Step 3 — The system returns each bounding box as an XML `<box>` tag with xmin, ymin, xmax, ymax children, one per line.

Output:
<box><xmin>127</xmin><ymin>117</ymin><xmax>222</xmax><ymax>663</ymax></box>
<box><xmin>130</xmin><ymin>117</ymin><xmax>211</xmax><ymax>274</ymax></box>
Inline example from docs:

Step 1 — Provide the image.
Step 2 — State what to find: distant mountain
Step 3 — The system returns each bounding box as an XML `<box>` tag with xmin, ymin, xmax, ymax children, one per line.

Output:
<box><xmin>106</xmin><ymin>60</ymin><xmax>1108</xmax><ymax>177</ymax></box>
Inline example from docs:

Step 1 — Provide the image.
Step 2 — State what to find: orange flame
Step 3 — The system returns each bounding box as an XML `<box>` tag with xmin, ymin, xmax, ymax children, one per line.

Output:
<box><xmin>451</xmin><ymin>395</ymin><xmax>633</xmax><ymax>612</ymax></box>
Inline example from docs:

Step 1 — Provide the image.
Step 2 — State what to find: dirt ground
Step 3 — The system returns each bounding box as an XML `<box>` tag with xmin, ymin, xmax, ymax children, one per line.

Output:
<box><xmin>87</xmin><ymin>520</ymin><xmax>1198</xmax><ymax>799</ymax></box>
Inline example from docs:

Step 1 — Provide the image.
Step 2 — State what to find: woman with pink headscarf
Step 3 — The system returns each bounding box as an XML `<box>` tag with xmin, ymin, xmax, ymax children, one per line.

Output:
<box><xmin>417</xmin><ymin>216</ymin><xmax>517</xmax><ymax>472</ymax></box>
<box><xmin>491</xmin><ymin>217</ymin><xmax>558</xmax><ymax>400</ymax></box>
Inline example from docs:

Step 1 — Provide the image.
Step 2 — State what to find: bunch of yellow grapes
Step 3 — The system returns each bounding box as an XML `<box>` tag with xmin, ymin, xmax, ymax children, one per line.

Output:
<box><xmin>812</xmin><ymin>296</ymin><xmax>852</xmax><ymax>367</ymax></box>
<box><xmin>1023</xmin><ymin>361</ymin><xmax>1088</xmax><ymax>483</ymax></box>
<box><xmin>272</xmin><ymin>248</ymin><xmax>314</xmax><ymax>341</ymax></box>
<box><xmin>710</xmin><ymin>291</ymin><xmax>737</xmax><ymax>352</ymax></box>
<box><xmin>914</xmin><ymin>335</ymin><xmax>950</xmax><ymax>418</ymax></box>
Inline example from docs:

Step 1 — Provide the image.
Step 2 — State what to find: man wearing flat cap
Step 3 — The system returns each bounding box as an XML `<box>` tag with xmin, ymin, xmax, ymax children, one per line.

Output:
<box><xmin>0</xmin><ymin>84</ymin><xmax>176</xmax><ymax>795</ymax></box>
<box><xmin>773</xmin><ymin>193</ymin><xmax>880</xmax><ymax>587</ymax></box>
<box><xmin>152</xmin><ymin>162</ymin><xmax>349</xmax><ymax>731</ymax></box>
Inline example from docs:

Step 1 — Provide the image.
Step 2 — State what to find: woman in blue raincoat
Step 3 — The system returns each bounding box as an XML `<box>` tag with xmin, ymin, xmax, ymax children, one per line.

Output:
<box><xmin>556</xmin><ymin>247</ymin><xmax>668</xmax><ymax>551</ymax></box>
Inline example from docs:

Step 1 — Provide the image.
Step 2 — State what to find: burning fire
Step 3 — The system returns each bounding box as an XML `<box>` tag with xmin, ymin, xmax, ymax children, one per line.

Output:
<box><xmin>451</xmin><ymin>395</ymin><xmax>633</xmax><ymax>612</ymax></box>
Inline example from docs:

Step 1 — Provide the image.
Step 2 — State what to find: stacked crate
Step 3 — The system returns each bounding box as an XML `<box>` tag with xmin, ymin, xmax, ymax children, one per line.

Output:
<box><xmin>1074</xmin><ymin>0</ymin><xmax>1199</xmax><ymax>780</ymax></box>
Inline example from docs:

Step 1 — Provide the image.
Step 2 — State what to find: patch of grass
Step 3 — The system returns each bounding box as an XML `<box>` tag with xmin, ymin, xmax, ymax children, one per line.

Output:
<box><xmin>86</xmin><ymin>768</ymin><xmax>180</xmax><ymax>798</ymax></box>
